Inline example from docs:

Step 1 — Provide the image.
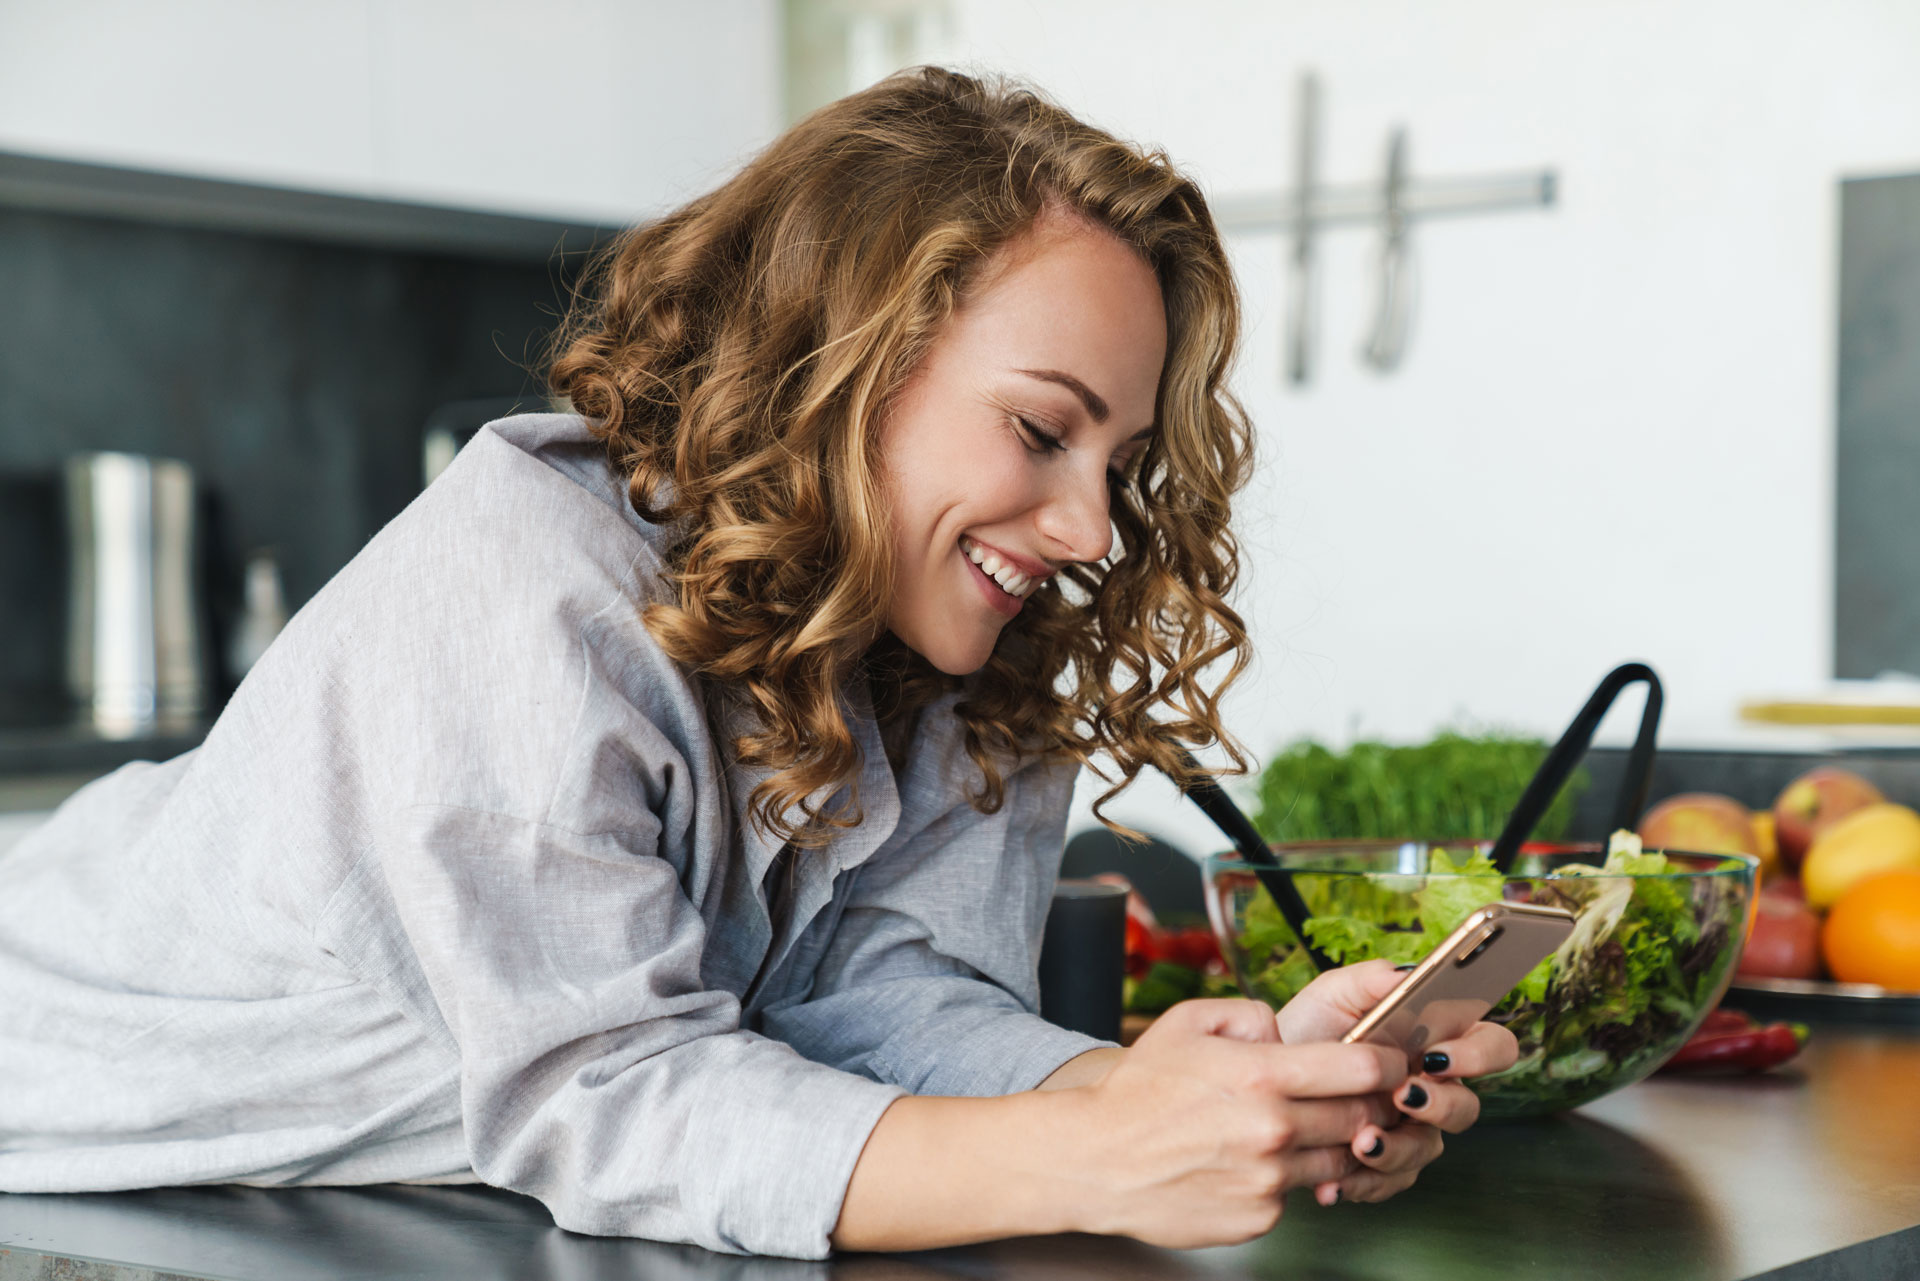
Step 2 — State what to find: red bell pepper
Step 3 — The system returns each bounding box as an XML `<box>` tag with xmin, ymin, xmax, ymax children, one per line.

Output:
<box><xmin>1658</xmin><ymin>1014</ymin><xmax>1809</xmax><ymax>1074</ymax></box>
<box><xmin>1124</xmin><ymin>914</ymin><xmax>1159</xmax><ymax>979</ymax></box>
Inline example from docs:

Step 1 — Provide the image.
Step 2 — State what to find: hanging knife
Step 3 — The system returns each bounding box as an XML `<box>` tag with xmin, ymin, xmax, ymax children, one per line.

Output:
<box><xmin>1361</xmin><ymin>126</ymin><xmax>1414</xmax><ymax>371</ymax></box>
<box><xmin>1285</xmin><ymin>72</ymin><xmax>1319</xmax><ymax>385</ymax></box>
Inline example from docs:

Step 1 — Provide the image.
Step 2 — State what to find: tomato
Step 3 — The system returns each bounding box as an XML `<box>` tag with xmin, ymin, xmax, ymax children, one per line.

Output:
<box><xmin>1123</xmin><ymin>914</ymin><xmax>1159</xmax><ymax>979</ymax></box>
<box><xmin>1158</xmin><ymin>926</ymin><xmax>1223</xmax><ymax>973</ymax></box>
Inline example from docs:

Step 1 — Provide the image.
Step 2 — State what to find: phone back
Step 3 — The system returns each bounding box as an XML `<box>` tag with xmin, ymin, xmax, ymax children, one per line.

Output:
<box><xmin>1343</xmin><ymin>902</ymin><xmax>1575</xmax><ymax>1060</ymax></box>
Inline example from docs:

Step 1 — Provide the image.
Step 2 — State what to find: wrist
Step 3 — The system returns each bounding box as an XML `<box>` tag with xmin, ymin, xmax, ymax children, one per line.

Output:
<box><xmin>832</xmin><ymin>1085</ymin><xmax>1115</xmax><ymax>1250</ymax></box>
<box><xmin>1037</xmin><ymin>1044</ymin><xmax>1125</xmax><ymax>1091</ymax></box>
<box><xmin>1019</xmin><ymin>1084</ymin><xmax>1115</xmax><ymax>1236</ymax></box>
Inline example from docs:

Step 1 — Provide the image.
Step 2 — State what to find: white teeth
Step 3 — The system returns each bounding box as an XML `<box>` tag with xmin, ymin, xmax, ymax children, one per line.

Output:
<box><xmin>962</xmin><ymin>536</ymin><xmax>1045</xmax><ymax>598</ymax></box>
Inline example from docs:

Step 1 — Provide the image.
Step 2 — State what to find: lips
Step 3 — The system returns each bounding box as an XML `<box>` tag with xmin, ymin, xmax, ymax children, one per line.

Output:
<box><xmin>963</xmin><ymin>552</ymin><xmax>1024</xmax><ymax>618</ymax></box>
<box><xmin>959</xmin><ymin>535</ymin><xmax>1048</xmax><ymax>598</ymax></box>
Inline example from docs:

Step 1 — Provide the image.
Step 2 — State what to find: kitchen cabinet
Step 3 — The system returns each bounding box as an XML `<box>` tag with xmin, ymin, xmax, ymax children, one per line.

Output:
<box><xmin>0</xmin><ymin>0</ymin><xmax>781</xmax><ymax>225</ymax></box>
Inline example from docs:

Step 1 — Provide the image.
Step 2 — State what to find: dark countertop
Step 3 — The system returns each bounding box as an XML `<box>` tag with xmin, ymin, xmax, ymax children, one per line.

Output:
<box><xmin>3</xmin><ymin>1025</ymin><xmax>1916</xmax><ymax>1281</ymax></box>
<box><xmin>0</xmin><ymin>723</ymin><xmax>208</xmax><ymax>786</ymax></box>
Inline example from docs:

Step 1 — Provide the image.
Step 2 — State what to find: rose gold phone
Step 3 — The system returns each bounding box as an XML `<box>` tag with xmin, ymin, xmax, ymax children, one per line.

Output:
<box><xmin>1340</xmin><ymin>902</ymin><xmax>1576</xmax><ymax>1065</ymax></box>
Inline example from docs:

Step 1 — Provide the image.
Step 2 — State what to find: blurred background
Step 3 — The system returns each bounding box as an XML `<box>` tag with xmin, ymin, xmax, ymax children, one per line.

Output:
<box><xmin>1</xmin><ymin>0</ymin><xmax>1917</xmax><ymax>859</ymax></box>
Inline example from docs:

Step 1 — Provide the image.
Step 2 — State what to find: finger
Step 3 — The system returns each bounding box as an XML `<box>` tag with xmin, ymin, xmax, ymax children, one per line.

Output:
<box><xmin>1226</xmin><ymin>1039</ymin><xmax>1409</xmax><ymax>1100</ymax></box>
<box><xmin>1278</xmin><ymin>1144</ymin><xmax>1362</xmax><ymax>1194</ymax></box>
<box><xmin>1416</xmin><ymin>1021</ymin><xmax>1520</xmax><ymax>1080</ymax></box>
<box><xmin>1262</xmin><ymin>1094</ymin><xmax>1402</xmax><ymax>1151</ymax></box>
<box><xmin>1274</xmin><ymin>959</ymin><xmax>1406</xmax><ymax>1044</ymax></box>
<box><xmin>1350</xmin><ymin>1119</ymin><xmax>1444</xmax><ymax>1175</ymax></box>
<box><xmin>1332</xmin><ymin>1163</ymin><xmax>1423</xmax><ymax>1205</ymax></box>
<box><xmin>1144</xmin><ymin>997</ymin><xmax>1281</xmax><ymax>1046</ymax></box>
<box><xmin>1391</xmin><ymin>1076</ymin><xmax>1481</xmax><ymax>1134</ymax></box>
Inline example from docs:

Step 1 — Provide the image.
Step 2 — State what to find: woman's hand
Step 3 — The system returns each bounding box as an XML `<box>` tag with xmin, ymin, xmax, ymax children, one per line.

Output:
<box><xmin>1273</xmin><ymin>959</ymin><xmax>1520</xmax><ymax>1206</ymax></box>
<box><xmin>1071</xmin><ymin>997</ymin><xmax>1406</xmax><ymax>1248</ymax></box>
<box><xmin>1272</xmin><ymin>958</ymin><xmax>1408</xmax><ymax>1044</ymax></box>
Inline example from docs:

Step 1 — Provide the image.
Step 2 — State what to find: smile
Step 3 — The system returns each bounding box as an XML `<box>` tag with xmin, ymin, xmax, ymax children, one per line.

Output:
<box><xmin>960</xmin><ymin>535</ymin><xmax>1048</xmax><ymax>614</ymax></box>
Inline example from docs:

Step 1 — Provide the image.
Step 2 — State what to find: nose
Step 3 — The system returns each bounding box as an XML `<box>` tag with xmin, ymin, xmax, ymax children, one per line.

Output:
<box><xmin>1034</xmin><ymin>462</ymin><xmax>1114</xmax><ymax>565</ymax></box>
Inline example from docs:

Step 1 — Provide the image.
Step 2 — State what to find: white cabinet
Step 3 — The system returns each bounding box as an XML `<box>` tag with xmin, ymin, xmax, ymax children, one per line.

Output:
<box><xmin>0</xmin><ymin>0</ymin><xmax>781</xmax><ymax>224</ymax></box>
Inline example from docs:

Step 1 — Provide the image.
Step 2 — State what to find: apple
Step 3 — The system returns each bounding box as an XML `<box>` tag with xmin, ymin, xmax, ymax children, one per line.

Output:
<box><xmin>1738</xmin><ymin>895</ymin><xmax>1823</xmax><ymax>980</ymax></box>
<box><xmin>1750</xmin><ymin>811</ymin><xmax>1781</xmax><ymax>882</ymax></box>
<box><xmin>1762</xmin><ymin>876</ymin><xmax>1806</xmax><ymax>902</ymax></box>
<box><xmin>1638</xmin><ymin>793</ymin><xmax>1760</xmax><ymax>856</ymax></box>
<box><xmin>1801</xmin><ymin>802</ymin><xmax>1920</xmax><ymax>910</ymax></box>
<box><xmin>1773</xmin><ymin>768</ymin><xmax>1884</xmax><ymax>871</ymax></box>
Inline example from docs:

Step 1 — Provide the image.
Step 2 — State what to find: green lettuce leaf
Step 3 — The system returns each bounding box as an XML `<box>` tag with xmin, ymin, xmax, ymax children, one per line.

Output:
<box><xmin>1413</xmin><ymin>846</ymin><xmax>1506</xmax><ymax>949</ymax></box>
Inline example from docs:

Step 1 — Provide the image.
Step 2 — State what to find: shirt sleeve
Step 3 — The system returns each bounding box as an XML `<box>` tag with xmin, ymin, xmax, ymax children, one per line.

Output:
<box><xmin>760</xmin><ymin>751</ymin><xmax>1115</xmax><ymax>1097</ymax></box>
<box><xmin>358</xmin><ymin>801</ymin><xmax>907</xmax><ymax>1260</ymax></box>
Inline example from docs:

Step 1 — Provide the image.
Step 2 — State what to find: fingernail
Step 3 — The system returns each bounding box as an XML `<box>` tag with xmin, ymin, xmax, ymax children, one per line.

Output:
<box><xmin>1393</xmin><ymin>962</ymin><xmax>1418</xmax><ymax>972</ymax></box>
<box><xmin>1401</xmin><ymin>1083</ymin><xmax>1429</xmax><ymax>1110</ymax></box>
<box><xmin>1328</xmin><ymin>1187</ymin><xmax>1341</xmax><ymax>1205</ymax></box>
<box><xmin>1422</xmin><ymin>1051</ymin><xmax>1451</xmax><ymax>1075</ymax></box>
<box><xmin>1366</xmin><ymin>1135</ymin><xmax>1385</xmax><ymax>1158</ymax></box>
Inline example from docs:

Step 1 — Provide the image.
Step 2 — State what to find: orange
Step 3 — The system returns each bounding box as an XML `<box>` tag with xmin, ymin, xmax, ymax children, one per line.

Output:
<box><xmin>1821</xmin><ymin>869</ymin><xmax>1920</xmax><ymax>990</ymax></box>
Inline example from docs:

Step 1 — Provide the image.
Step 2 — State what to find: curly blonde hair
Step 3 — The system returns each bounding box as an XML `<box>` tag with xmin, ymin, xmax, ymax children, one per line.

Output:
<box><xmin>548</xmin><ymin>67</ymin><xmax>1254</xmax><ymax>847</ymax></box>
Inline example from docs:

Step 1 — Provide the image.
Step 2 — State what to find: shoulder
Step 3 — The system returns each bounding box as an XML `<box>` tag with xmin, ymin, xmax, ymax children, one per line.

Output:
<box><xmin>312</xmin><ymin>412</ymin><xmax>678</xmax><ymax>651</ymax></box>
<box><xmin>424</xmin><ymin>412</ymin><xmax>671</xmax><ymax>579</ymax></box>
<box><xmin>230</xmin><ymin>413</ymin><xmax>713</xmax><ymax>815</ymax></box>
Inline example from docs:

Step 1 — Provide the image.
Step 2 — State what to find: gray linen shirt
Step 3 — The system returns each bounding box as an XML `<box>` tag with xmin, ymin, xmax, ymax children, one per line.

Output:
<box><xmin>0</xmin><ymin>414</ymin><xmax>1107</xmax><ymax>1259</ymax></box>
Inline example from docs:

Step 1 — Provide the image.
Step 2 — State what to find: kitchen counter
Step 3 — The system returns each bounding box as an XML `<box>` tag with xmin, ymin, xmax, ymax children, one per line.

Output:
<box><xmin>3</xmin><ymin>1026</ymin><xmax>1915</xmax><ymax>1281</ymax></box>
<box><xmin>0</xmin><ymin>723</ymin><xmax>207</xmax><ymax>783</ymax></box>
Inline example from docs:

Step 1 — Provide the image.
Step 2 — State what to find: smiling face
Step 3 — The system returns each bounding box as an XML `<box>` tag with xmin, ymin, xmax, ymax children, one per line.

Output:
<box><xmin>879</xmin><ymin>215</ymin><xmax>1168</xmax><ymax>675</ymax></box>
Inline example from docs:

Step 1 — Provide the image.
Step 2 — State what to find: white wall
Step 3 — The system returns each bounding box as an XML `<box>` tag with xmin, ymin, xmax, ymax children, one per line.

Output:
<box><xmin>8</xmin><ymin>1</ymin><xmax>1917</xmax><ymax>857</ymax></box>
<box><xmin>0</xmin><ymin>0</ymin><xmax>782</xmax><ymax>223</ymax></box>
<box><xmin>922</xmin><ymin>1</ymin><xmax>1920</xmax><ymax>854</ymax></box>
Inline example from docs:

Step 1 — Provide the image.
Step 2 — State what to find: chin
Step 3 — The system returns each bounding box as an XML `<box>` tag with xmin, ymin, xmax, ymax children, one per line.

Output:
<box><xmin>924</xmin><ymin>643</ymin><xmax>995</xmax><ymax>677</ymax></box>
<box><xmin>894</xmin><ymin>625</ymin><xmax>997</xmax><ymax>677</ymax></box>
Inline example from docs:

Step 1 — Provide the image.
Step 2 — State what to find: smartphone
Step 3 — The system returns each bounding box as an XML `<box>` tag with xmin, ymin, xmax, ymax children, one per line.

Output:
<box><xmin>1340</xmin><ymin>901</ymin><xmax>1576</xmax><ymax>1065</ymax></box>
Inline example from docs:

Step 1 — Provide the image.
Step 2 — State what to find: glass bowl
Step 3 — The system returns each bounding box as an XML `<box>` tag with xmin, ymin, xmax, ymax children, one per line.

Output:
<box><xmin>1203</xmin><ymin>840</ymin><xmax>1758</xmax><ymax>1118</ymax></box>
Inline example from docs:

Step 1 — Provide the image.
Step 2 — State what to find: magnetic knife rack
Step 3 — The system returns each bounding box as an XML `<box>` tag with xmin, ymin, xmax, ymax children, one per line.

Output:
<box><xmin>1208</xmin><ymin>73</ymin><xmax>1559</xmax><ymax>383</ymax></box>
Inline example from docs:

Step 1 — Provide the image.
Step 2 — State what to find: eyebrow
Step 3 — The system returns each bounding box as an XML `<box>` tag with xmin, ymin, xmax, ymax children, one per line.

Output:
<box><xmin>1015</xmin><ymin>368</ymin><xmax>1110</xmax><ymax>424</ymax></box>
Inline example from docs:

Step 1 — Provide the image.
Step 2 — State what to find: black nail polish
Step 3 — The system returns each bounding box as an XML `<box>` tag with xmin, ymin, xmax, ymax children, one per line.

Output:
<box><xmin>1393</xmin><ymin>962</ymin><xmax>1418</xmax><ymax>972</ymax></box>
<box><xmin>1329</xmin><ymin>1188</ymin><xmax>1341</xmax><ymax>1205</ymax></box>
<box><xmin>1402</xmin><ymin>1083</ymin><xmax>1429</xmax><ymax>1110</ymax></box>
<box><xmin>1422</xmin><ymin>1051</ymin><xmax>1451</xmax><ymax>1075</ymax></box>
<box><xmin>1366</xmin><ymin>1136</ymin><xmax>1385</xmax><ymax>1158</ymax></box>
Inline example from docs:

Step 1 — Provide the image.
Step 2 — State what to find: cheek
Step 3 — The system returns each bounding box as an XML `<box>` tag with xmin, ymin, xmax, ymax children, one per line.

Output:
<box><xmin>893</xmin><ymin>436</ymin><xmax>1033</xmax><ymax>553</ymax></box>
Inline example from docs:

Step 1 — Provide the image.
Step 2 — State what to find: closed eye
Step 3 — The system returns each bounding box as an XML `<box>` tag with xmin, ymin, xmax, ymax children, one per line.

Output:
<box><xmin>1014</xmin><ymin>415</ymin><xmax>1067</xmax><ymax>455</ymax></box>
<box><xmin>1015</xmin><ymin>411</ymin><xmax>1139</xmax><ymax>486</ymax></box>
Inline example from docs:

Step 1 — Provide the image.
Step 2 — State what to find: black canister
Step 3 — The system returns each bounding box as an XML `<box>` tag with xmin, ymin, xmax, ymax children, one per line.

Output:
<box><xmin>1038</xmin><ymin>878</ymin><xmax>1129</xmax><ymax>1043</ymax></box>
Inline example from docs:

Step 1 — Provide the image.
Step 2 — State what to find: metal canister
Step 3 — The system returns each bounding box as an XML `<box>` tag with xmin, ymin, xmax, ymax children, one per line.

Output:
<box><xmin>64</xmin><ymin>452</ymin><xmax>206</xmax><ymax>738</ymax></box>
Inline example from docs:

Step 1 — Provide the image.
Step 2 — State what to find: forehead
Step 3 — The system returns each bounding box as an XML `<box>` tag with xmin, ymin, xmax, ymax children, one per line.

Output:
<box><xmin>943</xmin><ymin>217</ymin><xmax>1168</xmax><ymax>421</ymax></box>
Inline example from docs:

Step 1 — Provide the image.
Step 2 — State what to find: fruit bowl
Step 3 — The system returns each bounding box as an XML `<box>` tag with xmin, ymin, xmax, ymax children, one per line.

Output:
<box><xmin>1203</xmin><ymin>840</ymin><xmax>1758</xmax><ymax>1118</ymax></box>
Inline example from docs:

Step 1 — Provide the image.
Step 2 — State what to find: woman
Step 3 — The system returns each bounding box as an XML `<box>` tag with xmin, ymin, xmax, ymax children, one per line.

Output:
<box><xmin>0</xmin><ymin>69</ymin><xmax>1515</xmax><ymax>1258</ymax></box>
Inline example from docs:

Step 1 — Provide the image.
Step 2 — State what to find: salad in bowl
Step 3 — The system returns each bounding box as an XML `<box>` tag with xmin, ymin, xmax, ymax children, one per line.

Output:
<box><xmin>1204</xmin><ymin>834</ymin><xmax>1758</xmax><ymax>1117</ymax></box>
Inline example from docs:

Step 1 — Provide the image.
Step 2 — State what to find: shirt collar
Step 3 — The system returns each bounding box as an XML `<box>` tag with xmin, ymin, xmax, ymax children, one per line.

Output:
<box><xmin>721</xmin><ymin>677</ymin><xmax>904</xmax><ymax>886</ymax></box>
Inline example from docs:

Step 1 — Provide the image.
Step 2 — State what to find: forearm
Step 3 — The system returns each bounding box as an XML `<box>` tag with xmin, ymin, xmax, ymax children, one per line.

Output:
<box><xmin>830</xmin><ymin>1088</ymin><xmax>1106</xmax><ymax>1252</ymax></box>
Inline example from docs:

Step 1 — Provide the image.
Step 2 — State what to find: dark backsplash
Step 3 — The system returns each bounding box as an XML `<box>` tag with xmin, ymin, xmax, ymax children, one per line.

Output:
<box><xmin>0</xmin><ymin>201</ymin><xmax>583</xmax><ymax>724</ymax></box>
<box><xmin>1836</xmin><ymin>172</ymin><xmax>1920</xmax><ymax>679</ymax></box>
